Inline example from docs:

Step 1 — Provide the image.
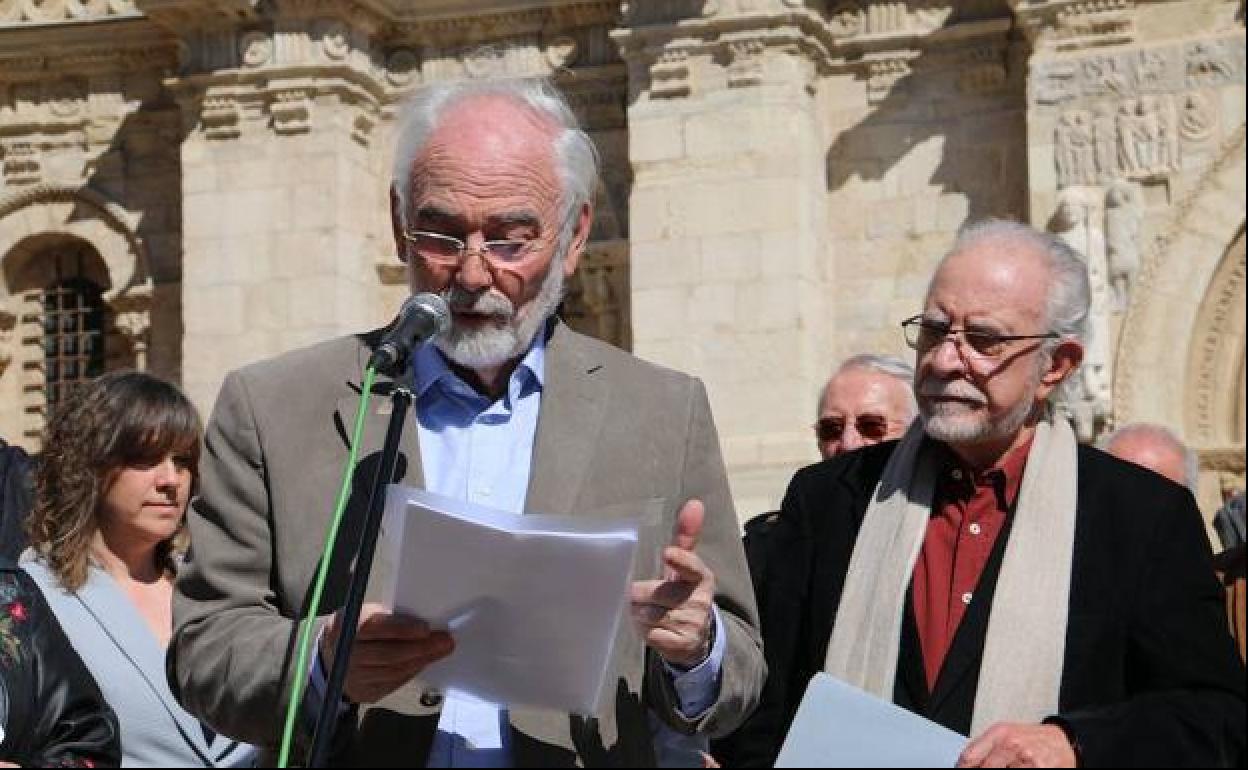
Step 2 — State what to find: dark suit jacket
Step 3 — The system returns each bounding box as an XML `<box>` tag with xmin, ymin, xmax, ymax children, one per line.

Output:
<box><xmin>0</xmin><ymin>440</ymin><xmax>32</xmax><ymax>563</ymax></box>
<box><xmin>718</xmin><ymin>440</ymin><xmax>1246</xmax><ymax>768</ymax></box>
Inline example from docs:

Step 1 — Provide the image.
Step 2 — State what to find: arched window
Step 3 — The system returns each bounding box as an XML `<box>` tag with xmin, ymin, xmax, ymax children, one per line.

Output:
<box><xmin>40</xmin><ymin>256</ymin><xmax>107</xmax><ymax>410</ymax></box>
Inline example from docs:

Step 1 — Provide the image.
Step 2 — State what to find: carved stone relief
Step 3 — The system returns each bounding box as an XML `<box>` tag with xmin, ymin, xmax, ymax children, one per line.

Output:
<box><xmin>1052</xmin><ymin>185</ymin><xmax>1114</xmax><ymax>441</ymax></box>
<box><xmin>0</xmin><ymin>0</ymin><xmax>135</xmax><ymax>25</ymax></box>
<box><xmin>239</xmin><ymin>30</ymin><xmax>273</xmax><ymax>68</ymax></box>
<box><xmin>1104</xmin><ymin>178</ymin><xmax>1142</xmax><ymax>311</ymax></box>
<box><xmin>0</xmin><ymin>304</ymin><xmax>15</xmax><ymax>378</ymax></box>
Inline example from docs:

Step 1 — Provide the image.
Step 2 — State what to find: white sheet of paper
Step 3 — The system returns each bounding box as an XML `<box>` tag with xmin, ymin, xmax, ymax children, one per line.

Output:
<box><xmin>371</xmin><ymin>485</ymin><xmax>639</xmax><ymax>715</ymax></box>
<box><xmin>775</xmin><ymin>673</ymin><xmax>968</xmax><ymax>768</ymax></box>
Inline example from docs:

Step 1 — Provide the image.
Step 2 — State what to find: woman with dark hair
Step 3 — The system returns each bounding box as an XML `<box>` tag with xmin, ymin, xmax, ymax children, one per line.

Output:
<box><xmin>22</xmin><ymin>371</ymin><xmax>255</xmax><ymax>768</ymax></box>
<box><xmin>0</xmin><ymin>563</ymin><xmax>120</xmax><ymax>767</ymax></box>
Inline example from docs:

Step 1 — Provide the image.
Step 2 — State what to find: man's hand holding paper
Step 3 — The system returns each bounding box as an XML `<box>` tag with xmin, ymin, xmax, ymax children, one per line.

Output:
<box><xmin>319</xmin><ymin>603</ymin><xmax>454</xmax><ymax>704</ymax></box>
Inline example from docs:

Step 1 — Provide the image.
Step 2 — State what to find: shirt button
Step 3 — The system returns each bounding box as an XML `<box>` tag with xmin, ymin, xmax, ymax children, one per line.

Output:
<box><xmin>961</xmin><ymin>591</ymin><xmax>973</xmax><ymax>605</ymax></box>
<box><xmin>968</xmin><ymin>522</ymin><xmax>982</xmax><ymax>535</ymax></box>
<box><xmin>951</xmin><ymin>469</ymin><xmax>963</xmax><ymax>481</ymax></box>
<box><xmin>419</xmin><ymin>690</ymin><xmax>443</xmax><ymax>708</ymax></box>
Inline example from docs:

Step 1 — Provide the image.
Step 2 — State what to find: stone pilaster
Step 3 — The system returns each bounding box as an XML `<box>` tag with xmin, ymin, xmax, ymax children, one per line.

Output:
<box><xmin>614</xmin><ymin>0</ymin><xmax>835</xmax><ymax>520</ymax></box>
<box><xmin>156</xmin><ymin>1</ymin><xmax>392</xmax><ymax>410</ymax></box>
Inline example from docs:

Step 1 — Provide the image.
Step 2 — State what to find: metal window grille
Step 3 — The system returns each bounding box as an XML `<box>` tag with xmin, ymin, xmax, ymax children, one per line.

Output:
<box><xmin>42</xmin><ymin>276</ymin><xmax>106</xmax><ymax>410</ymax></box>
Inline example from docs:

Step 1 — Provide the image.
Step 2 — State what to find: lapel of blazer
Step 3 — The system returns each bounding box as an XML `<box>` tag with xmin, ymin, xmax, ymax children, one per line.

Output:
<box><xmin>333</xmin><ymin>333</ymin><xmax>426</xmax><ymax>492</ymax></box>
<box><xmin>523</xmin><ymin>321</ymin><xmax>607</xmax><ymax>519</ymax></box>
<box><xmin>73</xmin><ymin>567</ymin><xmax>215</xmax><ymax>764</ymax></box>
<box><xmin>512</xmin><ymin>322</ymin><xmax>609</xmax><ymax>751</ymax></box>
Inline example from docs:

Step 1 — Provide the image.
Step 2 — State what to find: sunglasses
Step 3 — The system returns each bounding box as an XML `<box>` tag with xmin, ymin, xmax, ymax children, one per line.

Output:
<box><xmin>815</xmin><ymin>415</ymin><xmax>893</xmax><ymax>443</ymax></box>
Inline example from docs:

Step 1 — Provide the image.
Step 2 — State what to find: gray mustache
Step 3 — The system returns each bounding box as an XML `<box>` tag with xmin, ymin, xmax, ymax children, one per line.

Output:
<box><xmin>443</xmin><ymin>288</ymin><xmax>514</xmax><ymax>318</ymax></box>
<box><xmin>918</xmin><ymin>379</ymin><xmax>988</xmax><ymax>405</ymax></box>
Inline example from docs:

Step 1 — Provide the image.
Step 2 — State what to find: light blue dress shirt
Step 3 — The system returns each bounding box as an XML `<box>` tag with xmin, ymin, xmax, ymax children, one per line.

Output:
<box><xmin>317</xmin><ymin>331</ymin><xmax>725</xmax><ymax>767</ymax></box>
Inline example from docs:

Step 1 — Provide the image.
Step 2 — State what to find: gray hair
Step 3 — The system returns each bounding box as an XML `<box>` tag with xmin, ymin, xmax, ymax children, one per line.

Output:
<box><xmin>946</xmin><ymin>219</ymin><xmax>1090</xmax><ymax>345</ymax></box>
<box><xmin>817</xmin><ymin>353</ymin><xmax>919</xmax><ymax>420</ymax></box>
<box><xmin>1101</xmin><ymin>422</ymin><xmax>1201</xmax><ymax>493</ymax></box>
<box><xmin>390</xmin><ymin>76</ymin><xmax>600</xmax><ymax>239</ymax></box>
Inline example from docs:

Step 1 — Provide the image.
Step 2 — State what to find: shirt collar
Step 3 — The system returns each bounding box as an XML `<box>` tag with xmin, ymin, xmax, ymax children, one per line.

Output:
<box><xmin>936</xmin><ymin>433</ymin><xmax>1035</xmax><ymax>512</ymax></box>
<box><xmin>411</xmin><ymin>327</ymin><xmax>547</xmax><ymax>406</ymax></box>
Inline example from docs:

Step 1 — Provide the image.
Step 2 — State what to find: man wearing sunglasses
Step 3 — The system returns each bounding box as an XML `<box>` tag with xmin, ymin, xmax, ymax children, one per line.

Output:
<box><xmin>813</xmin><ymin>355</ymin><xmax>917</xmax><ymax>461</ymax></box>
<box><xmin>727</xmin><ymin>219</ymin><xmax>1244</xmax><ymax>767</ymax></box>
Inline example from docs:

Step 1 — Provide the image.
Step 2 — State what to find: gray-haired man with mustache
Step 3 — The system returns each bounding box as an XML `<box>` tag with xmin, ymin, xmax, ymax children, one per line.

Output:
<box><xmin>723</xmin><ymin>219</ymin><xmax>1244</xmax><ymax>768</ymax></box>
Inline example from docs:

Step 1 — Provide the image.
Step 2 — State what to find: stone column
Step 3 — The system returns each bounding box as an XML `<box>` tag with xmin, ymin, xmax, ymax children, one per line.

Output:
<box><xmin>154</xmin><ymin>4</ymin><xmax>390</xmax><ymax>410</ymax></box>
<box><xmin>614</xmin><ymin>1</ymin><xmax>834</xmax><ymax>520</ymax></box>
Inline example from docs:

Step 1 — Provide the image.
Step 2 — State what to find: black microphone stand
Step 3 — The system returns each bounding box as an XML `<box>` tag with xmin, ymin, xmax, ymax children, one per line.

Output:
<box><xmin>308</xmin><ymin>381</ymin><xmax>413</xmax><ymax>767</ymax></box>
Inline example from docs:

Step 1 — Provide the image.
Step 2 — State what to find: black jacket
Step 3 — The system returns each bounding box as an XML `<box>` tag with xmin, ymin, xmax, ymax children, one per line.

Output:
<box><xmin>0</xmin><ymin>564</ymin><xmax>120</xmax><ymax>767</ymax></box>
<box><xmin>717</xmin><ymin>440</ymin><xmax>1246</xmax><ymax>767</ymax></box>
<box><xmin>0</xmin><ymin>441</ymin><xmax>32</xmax><ymax>563</ymax></box>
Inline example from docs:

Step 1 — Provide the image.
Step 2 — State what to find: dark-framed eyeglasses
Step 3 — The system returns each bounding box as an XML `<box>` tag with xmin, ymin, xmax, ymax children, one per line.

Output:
<box><xmin>900</xmin><ymin>315</ymin><xmax>1058</xmax><ymax>360</ymax></box>
<box><xmin>401</xmin><ymin>230</ymin><xmax>539</xmax><ymax>267</ymax></box>
<box><xmin>815</xmin><ymin>415</ymin><xmax>894</xmax><ymax>443</ymax></box>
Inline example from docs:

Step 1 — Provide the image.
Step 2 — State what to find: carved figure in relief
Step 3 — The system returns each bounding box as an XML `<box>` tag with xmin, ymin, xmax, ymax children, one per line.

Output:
<box><xmin>1055</xmin><ymin>110</ymin><xmax>1096</xmax><ymax>187</ymax></box>
<box><xmin>1092</xmin><ymin>104</ymin><xmax>1118</xmax><ymax>179</ymax></box>
<box><xmin>1105</xmin><ymin>180</ymin><xmax>1142</xmax><ymax>312</ymax></box>
<box><xmin>1179</xmin><ymin>91</ymin><xmax>1217</xmax><ymax>143</ymax></box>
<box><xmin>1051</xmin><ymin>187</ymin><xmax>1112</xmax><ymax>440</ymax></box>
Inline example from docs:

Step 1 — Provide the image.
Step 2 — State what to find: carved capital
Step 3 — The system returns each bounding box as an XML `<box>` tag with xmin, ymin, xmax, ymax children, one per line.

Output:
<box><xmin>1012</xmin><ymin>0</ymin><xmax>1136</xmax><ymax>52</ymax></box>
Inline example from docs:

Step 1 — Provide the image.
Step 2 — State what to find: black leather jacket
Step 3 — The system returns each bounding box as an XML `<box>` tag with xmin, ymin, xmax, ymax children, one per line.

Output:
<box><xmin>0</xmin><ymin>565</ymin><xmax>120</xmax><ymax>767</ymax></box>
<box><xmin>0</xmin><ymin>441</ymin><xmax>33</xmax><ymax>563</ymax></box>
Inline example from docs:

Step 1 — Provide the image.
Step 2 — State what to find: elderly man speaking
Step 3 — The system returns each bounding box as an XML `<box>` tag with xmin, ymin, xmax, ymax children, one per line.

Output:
<box><xmin>731</xmin><ymin>220</ymin><xmax>1245</xmax><ymax>767</ymax></box>
<box><xmin>169</xmin><ymin>77</ymin><xmax>764</xmax><ymax>767</ymax></box>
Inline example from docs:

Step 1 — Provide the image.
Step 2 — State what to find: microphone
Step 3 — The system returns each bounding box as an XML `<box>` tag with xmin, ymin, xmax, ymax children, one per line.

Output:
<box><xmin>368</xmin><ymin>293</ymin><xmax>451</xmax><ymax>375</ymax></box>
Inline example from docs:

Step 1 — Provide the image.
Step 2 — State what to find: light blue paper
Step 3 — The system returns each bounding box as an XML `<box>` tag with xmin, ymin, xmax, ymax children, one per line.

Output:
<box><xmin>775</xmin><ymin>673</ymin><xmax>968</xmax><ymax>768</ymax></box>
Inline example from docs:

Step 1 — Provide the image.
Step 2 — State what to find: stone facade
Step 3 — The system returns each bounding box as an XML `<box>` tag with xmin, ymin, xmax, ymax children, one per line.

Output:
<box><xmin>0</xmin><ymin>0</ymin><xmax>1243</xmax><ymax>533</ymax></box>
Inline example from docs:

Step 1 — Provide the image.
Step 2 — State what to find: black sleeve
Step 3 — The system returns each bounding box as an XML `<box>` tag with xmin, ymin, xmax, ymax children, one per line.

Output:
<box><xmin>713</xmin><ymin>472</ymin><xmax>817</xmax><ymax>767</ymax></box>
<box><xmin>4</xmin><ymin>570</ymin><xmax>121</xmax><ymax>768</ymax></box>
<box><xmin>1058</xmin><ymin>487</ymin><xmax>1247</xmax><ymax>767</ymax></box>
<box><xmin>0</xmin><ymin>445</ymin><xmax>33</xmax><ymax>563</ymax></box>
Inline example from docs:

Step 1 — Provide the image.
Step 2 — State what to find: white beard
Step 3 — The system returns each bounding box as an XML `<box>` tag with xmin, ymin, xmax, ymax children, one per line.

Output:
<box><xmin>431</xmin><ymin>257</ymin><xmax>566</xmax><ymax>369</ymax></box>
<box><xmin>920</xmin><ymin>370</ymin><xmax>1040</xmax><ymax>446</ymax></box>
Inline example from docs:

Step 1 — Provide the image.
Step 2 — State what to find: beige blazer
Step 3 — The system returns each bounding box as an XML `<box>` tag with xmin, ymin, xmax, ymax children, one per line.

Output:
<box><xmin>170</xmin><ymin>321</ymin><xmax>765</xmax><ymax>767</ymax></box>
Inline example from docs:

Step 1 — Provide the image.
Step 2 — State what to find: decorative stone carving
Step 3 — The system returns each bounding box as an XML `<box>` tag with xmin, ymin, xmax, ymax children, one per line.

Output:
<box><xmin>563</xmin><ymin>240</ymin><xmax>629</xmax><ymax>351</ymax></box>
<box><xmin>200</xmin><ymin>95</ymin><xmax>241</xmax><ymax>139</ymax></box>
<box><xmin>46</xmin><ymin>79</ymin><xmax>85</xmax><ymax>118</ymax></box>
<box><xmin>725</xmin><ymin>38</ymin><xmax>766</xmax><ymax>88</ymax></box>
<box><xmin>1056</xmin><ymin>110</ymin><xmax>1097</xmax><ymax>187</ymax></box>
<box><xmin>544</xmin><ymin>35</ymin><xmax>578</xmax><ymax>70</ymax></box>
<box><xmin>1051</xmin><ymin>186</ymin><xmax>1113</xmax><ymax>441</ymax></box>
<box><xmin>1104</xmin><ymin>179</ymin><xmax>1141</xmax><ymax>312</ymax></box>
<box><xmin>1179</xmin><ymin>90</ymin><xmax>1218</xmax><ymax>144</ymax></box>
<box><xmin>351</xmin><ymin>109</ymin><xmax>375</xmax><ymax>147</ymax></box>
<box><xmin>239</xmin><ymin>30</ymin><xmax>273</xmax><ymax>68</ymax></box>
<box><xmin>269</xmin><ymin>89</ymin><xmax>311</xmax><ymax>135</ymax></box>
<box><xmin>1033</xmin><ymin>60</ymin><xmax>1079</xmax><ymax>105</ymax></box>
<box><xmin>0</xmin><ymin>305</ymin><xmax>15</xmax><ymax>378</ymax></box>
<box><xmin>463</xmin><ymin>44</ymin><xmax>508</xmax><ymax>78</ymax></box>
<box><xmin>1</xmin><ymin>143</ymin><xmax>40</xmax><ymax>185</ymax></box>
<box><xmin>1186</xmin><ymin>39</ymin><xmax>1239</xmax><ymax>87</ymax></box>
<box><xmin>1117</xmin><ymin>94</ymin><xmax>1177</xmax><ymax>177</ymax></box>
<box><xmin>866</xmin><ymin>57</ymin><xmax>910</xmax><ymax>103</ymax></box>
<box><xmin>320</xmin><ymin>19</ymin><xmax>349</xmax><ymax>61</ymax></box>
<box><xmin>108</xmin><ymin>288</ymin><xmax>152</xmax><ymax>371</ymax></box>
<box><xmin>827</xmin><ymin>2</ymin><xmax>864</xmax><ymax>37</ymax></box>
<box><xmin>648</xmin><ymin>48</ymin><xmax>692</xmax><ymax>99</ymax></box>
<box><xmin>386</xmin><ymin>49</ymin><xmax>420</xmax><ymax>87</ymax></box>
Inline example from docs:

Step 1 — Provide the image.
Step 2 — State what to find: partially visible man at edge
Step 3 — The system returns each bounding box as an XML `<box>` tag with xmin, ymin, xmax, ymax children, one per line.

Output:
<box><xmin>168</xmin><ymin>76</ymin><xmax>765</xmax><ymax>767</ymax></box>
<box><xmin>724</xmin><ymin>219</ymin><xmax>1245</xmax><ymax>767</ymax></box>
<box><xmin>1102</xmin><ymin>422</ymin><xmax>1200</xmax><ymax>494</ymax></box>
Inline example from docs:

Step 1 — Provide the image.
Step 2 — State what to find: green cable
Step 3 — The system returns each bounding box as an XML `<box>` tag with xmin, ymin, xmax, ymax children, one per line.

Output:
<box><xmin>277</xmin><ymin>364</ymin><xmax>378</xmax><ymax>768</ymax></box>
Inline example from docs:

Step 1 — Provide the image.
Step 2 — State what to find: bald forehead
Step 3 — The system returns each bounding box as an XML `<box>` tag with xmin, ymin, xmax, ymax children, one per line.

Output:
<box><xmin>926</xmin><ymin>235</ymin><xmax>1054</xmax><ymax>326</ymax></box>
<box><xmin>424</xmin><ymin>94</ymin><xmax>560</xmax><ymax>167</ymax></box>
<box><xmin>822</xmin><ymin>367</ymin><xmax>911</xmax><ymax>416</ymax></box>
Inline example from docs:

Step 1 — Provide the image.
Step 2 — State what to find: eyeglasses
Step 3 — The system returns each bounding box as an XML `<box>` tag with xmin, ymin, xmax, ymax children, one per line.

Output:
<box><xmin>401</xmin><ymin>230</ymin><xmax>539</xmax><ymax>266</ymax></box>
<box><xmin>815</xmin><ymin>415</ymin><xmax>894</xmax><ymax>443</ymax></box>
<box><xmin>901</xmin><ymin>315</ymin><xmax>1058</xmax><ymax>359</ymax></box>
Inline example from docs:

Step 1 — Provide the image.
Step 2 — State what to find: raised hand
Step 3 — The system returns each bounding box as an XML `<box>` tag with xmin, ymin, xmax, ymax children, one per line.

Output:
<box><xmin>630</xmin><ymin>499</ymin><xmax>717</xmax><ymax>668</ymax></box>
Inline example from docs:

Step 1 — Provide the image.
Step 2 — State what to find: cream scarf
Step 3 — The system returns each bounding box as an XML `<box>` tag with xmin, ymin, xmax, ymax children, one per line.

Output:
<box><xmin>823</xmin><ymin>413</ymin><xmax>1078</xmax><ymax>737</ymax></box>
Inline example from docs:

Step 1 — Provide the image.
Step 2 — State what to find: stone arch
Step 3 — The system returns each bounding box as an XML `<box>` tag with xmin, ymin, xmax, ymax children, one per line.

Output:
<box><xmin>0</xmin><ymin>183</ymin><xmax>150</xmax><ymax>302</ymax></box>
<box><xmin>0</xmin><ymin>185</ymin><xmax>154</xmax><ymax>445</ymax></box>
<box><xmin>1114</xmin><ymin>126</ymin><xmax>1245</xmax><ymax>431</ymax></box>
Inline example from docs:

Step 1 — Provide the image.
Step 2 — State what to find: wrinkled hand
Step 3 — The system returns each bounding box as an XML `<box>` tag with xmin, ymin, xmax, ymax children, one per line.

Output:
<box><xmin>957</xmin><ymin>723</ymin><xmax>1077</xmax><ymax>768</ymax></box>
<box><xmin>630</xmin><ymin>499</ymin><xmax>716</xmax><ymax>669</ymax></box>
<box><xmin>320</xmin><ymin>602</ymin><xmax>454</xmax><ymax>704</ymax></box>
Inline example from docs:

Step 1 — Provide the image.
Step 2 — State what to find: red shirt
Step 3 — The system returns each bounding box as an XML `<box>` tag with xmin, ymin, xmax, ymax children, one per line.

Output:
<box><xmin>911</xmin><ymin>436</ymin><xmax>1033</xmax><ymax>691</ymax></box>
